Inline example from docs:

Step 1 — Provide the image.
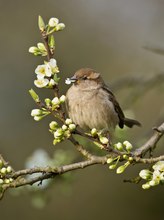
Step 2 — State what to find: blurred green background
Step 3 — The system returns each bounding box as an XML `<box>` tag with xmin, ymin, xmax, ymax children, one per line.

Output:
<box><xmin>0</xmin><ymin>0</ymin><xmax>164</xmax><ymax>219</ymax></box>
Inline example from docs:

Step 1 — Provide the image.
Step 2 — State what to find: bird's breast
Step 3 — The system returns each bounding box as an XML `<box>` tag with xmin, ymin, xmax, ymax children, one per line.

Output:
<box><xmin>66</xmin><ymin>85</ymin><xmax>119</xmax><ymax>131</ymax></box>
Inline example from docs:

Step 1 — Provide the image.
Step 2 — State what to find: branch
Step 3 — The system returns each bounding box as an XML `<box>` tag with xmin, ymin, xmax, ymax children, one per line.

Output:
<box><xmin>132</xmin><ymin>122</ymin><xmax>164</xmax><ymax>157</ymax></box>
<box><xmin>0</xmin><ymin>155</ymin><xmax>108</xmax><ymax>200</ymax></box>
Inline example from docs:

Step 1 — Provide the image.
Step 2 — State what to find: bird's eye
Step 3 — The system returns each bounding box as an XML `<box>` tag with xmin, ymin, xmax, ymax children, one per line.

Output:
<box><xmin>82</xmin><ymin>75</ymin><xmax>87</xmax><ymax>80</ymax></box>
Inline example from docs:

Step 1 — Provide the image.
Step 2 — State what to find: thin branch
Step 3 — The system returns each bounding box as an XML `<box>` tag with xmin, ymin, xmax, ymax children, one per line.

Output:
<box><xmin>135</xmin><ymin>155</ymin><xmax>164</xmax><ymax>164</ymax></box>
<box><xmin>132</xmin><ymin>122</ymin><xmax>164</xmax><ymax>157</ymax></box>
<box><xmin>0</xmin><ymin>155</ymin><xmax>108</xmax><ymax>200</ymax></box>
<box><xmin>41</xmin><ymin>31</ymin><xmax>53</xmax><ymax>61</ymax></box>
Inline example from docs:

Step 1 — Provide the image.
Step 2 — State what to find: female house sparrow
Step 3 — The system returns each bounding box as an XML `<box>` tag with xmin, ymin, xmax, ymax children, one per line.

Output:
<box><xmin>65</xmin><ymin>68</ymin><xmax>141</xmax><ymax>135</ymax></box>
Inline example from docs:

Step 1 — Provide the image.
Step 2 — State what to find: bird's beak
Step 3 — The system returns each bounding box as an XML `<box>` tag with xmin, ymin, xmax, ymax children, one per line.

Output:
<box><xmin>65</xmin><ymin>75</ymin><xmax>77</xmax><ymax>85</ymax></box>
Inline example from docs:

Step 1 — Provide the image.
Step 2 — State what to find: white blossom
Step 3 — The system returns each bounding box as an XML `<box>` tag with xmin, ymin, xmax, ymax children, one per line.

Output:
<box><xmin>153</xmin><ymin>161</ymin><xmax>164</xmax><ymax>172</ymax></box>
<box><xmin>123</xmin><ymin>140</ymin><xmax>133</xmax><ymax>151</ymax></box>
<box><xmin>65</xmin><ymin>118</ymin><xmax>73</xmax><ymax>125</ymax></box>
<box><xmin>139</xmin><ymin>169</ymin><xmax>152</xmax><ymax>180</ymax></box>
<box><xmin>49</xmin><ymin>79</ymin><xmax>55</xmax><ymax>86</ymax></box>
<box><xmin>48</xmin><ymin>58</ymin><xmax>59</xmax><ymax>73</ymax></box>
<box><xmin>6</xmin><ymin>166</ymin><xmax>12</xmax><ymax>173</ymax></box>
<box><xmin>59</xmin><ymin>95</ymin><xmax>66</xmax><ymax>103</ymax></box>
<box><xmin>69</xmin><ymin>123</ymin><xmax>76</xmax><ymax>131</ymax></box>
<box><xmin>142</xmin><ymin>183</ymin><xmax>150</xmax><ymax>189</ymax></box>
<box><xmin>56</xmin><ymin>23</ymin><xmax>65</xmax><ymax>31</ymax></box>
<box><xmin>114</xmin><ymin>142</ymin><xmax>123</xmax><ymax>151</ymax></box>
<box><xmin>31</xmin><ymin>109</ymin><xmax>42</xmax><ymax>117</ymax></box>
<box><xmin>62</xmin><ymin>125</ymin><xmax>68</xmax><ymax>131</ymax></box>
<box><xmin>52</xmin><ymin>97</ymin><xmax>60</xmax><ymax>105</ymax></box>
<box><xmin>35</xmin><ymin>64</ymin><xmax>52</xmax><ymax>79</ymax></box>
<box><xmin>48</xmin><ymin>17</ymin><xmax>59</xmax><ymax>27</ymax></box>
<box><xmin>29</xmin><ymin>46</ymin><xmax>38</xmax><ymax>53</ymax></box>
<box><xmin>37</xmin><ymin>43</ymin><xmax>46</xmax><ymax>51</ymax></box>
<box><xmin>99</xmin><ymin>136</ymin><xmax>109</xmax><ymax>145</ymax></box>
<box><xmin>34</xmin><ymin>78</ymin><xmax>49</xmax><ymax>88</ymax></box>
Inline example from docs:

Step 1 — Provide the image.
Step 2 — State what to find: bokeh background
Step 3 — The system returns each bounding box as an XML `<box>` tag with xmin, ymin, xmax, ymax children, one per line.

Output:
<box><xmin>0</xmin><ymin>0</ymin><xmax>164</xmax><ymax>219</ymax></box>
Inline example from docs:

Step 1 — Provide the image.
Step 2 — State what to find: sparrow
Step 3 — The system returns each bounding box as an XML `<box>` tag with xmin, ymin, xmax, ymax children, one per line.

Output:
<box><xmin>65</xmin><ymin>68</ymin><xmax>141</xmax><ymax>136</ymax></box>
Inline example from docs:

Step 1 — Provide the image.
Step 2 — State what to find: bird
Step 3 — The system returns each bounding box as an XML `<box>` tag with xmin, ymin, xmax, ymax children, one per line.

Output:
<box><xmin>65</xmin><ymin>68</ymin><xmax>141</xmax><ymax>137</ymax></box>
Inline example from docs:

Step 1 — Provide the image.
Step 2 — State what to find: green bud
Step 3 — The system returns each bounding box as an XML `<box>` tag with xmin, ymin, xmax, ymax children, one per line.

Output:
<box><xmin>59</xmin><ymin>95</ymin><xmax>66</xmax><ymax>103</ymax></box>
<box><xmin>48</xmin><ymin>35</ymin><xmax>55</xmax><ymax>48</ymax></box>
<box><xmin>45</xmin><ymin>98</ymin><xmax>51</xmax><ymax>106</ymax></box>
<box><xmin>65</xmin><ymin>118</ymin><xmax>73</xmax><ymax>125</ymax></box>
<box><xmin>4</xmin><ymin>179</ymin><xmax>10</xmax><ymax>184</ymax></box>
<box><xmin>29</xmin><ymin>89</ymin><xmax>40</xmax><ymax>102</ymax></box>
<box><xmin>107</xmin><ymin>158</ymin><xmax>114</xmax><ymax>164</ymax></box>
<box><xmin>116</xmin><ymin>161</ymin><xmax>130</xmax><ymax>174</ymax></box>
<box><xmin>54</xmin><ymin>129</ymin><xmax>63</xmax><ymax>138</ymax></box>
<box><xmin>34</xmin><ymin>115</ymin><xmax>44</xmax><ymax>121</ymax></box>
<box><xmin>9</xmin><ymin>178</ymin><xmax>13</xmax><ymax>183</ymax></box>
<box><xmin>0</xmin><ymin>179</ymin><xmax>4</xmax><ymax>185</ymax></box>
<box><xmin>99</xmin><ymin>136</ymin><xmax>109</xmax><ymax>145</ymax></box>
<box><xmin>69</xmin><ymin>123</ymin><xmax>76</xmax><ymax>131</ymax></box>
<box><xmin>114</xmin><ymin>142</ymin><xmax>123</xmax><ymax>151</ymax></box>
<box><xmin>49</xmin><ymin>121</ymin><xmax>58</xmax><ymax>130</ymax></box>
<box><xmin>53</xmin><ymin>139</ymin><xmax>61</xmax><ymax>145</ymax></box>
<box><xmin>37</xmin><ymin>43</ymin><xmax>46</xmax><ymax>51</ymax></box>
<box><xmin>123</xmin><ymin>154</ymin><xmax>129</xmax><ymax>160</ymax></box>
<box><xmin>52</xmin><ymin>97</ymin><xmax>60</xmax><ymax>106</ymax></box>
<box><xmin>123</xmin><ymin>141</ymin><xmax>133</xmax><ymax>151</ymax></box>
<box><xmin>109</xmin><ymin>164</ymin><xmax>116</xmax><ymax>170</ymax></box>
<box><xmin>64</xmin><ymin>130</ymin><xmax>71</xmax><ymax>138</ymax></box>
<box><xmin>116</xmin><ymin>165</ymin><xmax>126</xmax><ymax>174</ymax></box>
<box><xmin>31</xmin><ymin>109</ymin><xmax>42</xmax><ymax>117</ymax></box>
<box><xmin>139</xmin><ymin>169</ymin><xmax>152</xmax><ymax>180</ymax></box>
<box><xmin>149</xmin><ymin>180</ymin><xmax>159</xmax><ymax>186</ymax></box>
<box><xmin>128</xmin><ymin>157</ymin><xmax>133</xmax><ymax>162</ymax></box>
<box><xmin>6</xmin><ymin>166</ymin><xmax>12</xmax><ymax>173</ymax></box>
<box><xmin>55</xmin><ymin>23</ymin><xmax>65</xmax><ymax>31</ymax></box>
<box><xmin>29</xmin><ymin>46</ymin><xmax>38</xmax><ymax>53</ymax></box>
<box><xmin>1</xmin><ymin>167</ymin><xmax>7</xmax><ymax>174</ymax></box>
<box><xmin>38</xmin><ymin>15</ymin><xmax>46</xmax><ymax>31</ymax></box>
<box><xmin>142</xmin><ymin>183</ymin><xmax>150</xmax><ymax>189</ymax></box>
<box><xmin>62</xmin><ymin>124</ymin><xmax>68</xmax><ymax>131</ymax></box>
<box><xmin>48</xmin><ymin>17</ymin><xmax>59</xmax><ymax>27</ymax></box>
<box><xmin>91</xmin><ymin>128</ymin><xmax>97</xmax><ymax>136</ymax></box>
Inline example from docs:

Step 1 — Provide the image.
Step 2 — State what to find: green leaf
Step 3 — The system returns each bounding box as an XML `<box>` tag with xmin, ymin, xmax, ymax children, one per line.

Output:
<box><xmin>53</xmin><ymin>74</ymin><xmax>60</xmax><ymax>83</ymax></box>
<box><xmin>38</xmin><ymin>15</ymin><xmax>46</xmax><ymax>31</ymax></box>
<box><xmin>48</xmin><ymin>35</ymin><xmax>55</xmax><ymax>48</ymax></box>
<box><xmin>29</xmin><ymin>89</ymin><xmax>40</xmax><ymax>102</ymax></box>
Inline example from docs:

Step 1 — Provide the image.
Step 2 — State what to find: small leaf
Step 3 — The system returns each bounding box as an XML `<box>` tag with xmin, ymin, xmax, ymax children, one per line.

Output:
<box><xmin>48</xmin><ymin>35</ymin><xmax>55</xmax><ymax>48</ymax></box>
<box><xmin>38</xmin><ymin>15</ymin><xmax>46</xmax><ymax>31</ymax></box>
<box><xmin>29</xmin><ymin>89</ymin><xmax>40</xmax><ymax>102</ymax></box>
<box><xmin>53</xmin><ymin>74</ymin><xmax>60</xmax><ymax>83</ymax></box>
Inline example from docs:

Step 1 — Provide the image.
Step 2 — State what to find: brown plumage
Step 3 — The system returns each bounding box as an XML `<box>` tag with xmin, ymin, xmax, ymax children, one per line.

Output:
<box><xmin>66</xmin><ymin>68</ymin><xmax>141</xmax><ymax>134</ymax></box>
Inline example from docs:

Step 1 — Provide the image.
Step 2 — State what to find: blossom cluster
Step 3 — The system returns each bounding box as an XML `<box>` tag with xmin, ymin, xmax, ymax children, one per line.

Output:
<box><xmin>139</xmin><ymin>161</ymin><xmax>164</xmax><ymax>189</ymax></box>
<box><xmin>48</xmin><ymin>17</ymin><xmax>65</xmax><ymax>32</ymax></box>
<box><xmin>90</xmin><ymin>128</ymin><xmax>109</xmax><ymax>145</ymax></box>
<box><xmin>29</xmin><ymin>16</ymin><xmax>65</xmax><ymax>89</ymax></box>
<box><xmin>106</xmin><ymin>141</ymin><xmax>134</xmax><ymax>174</ymax></box>
<box><xmin>34</xmin><ymin>58</ymin><xmax>59</xmax><ymax>88</ymax></box>
<box><xmin>49</xmin><ymin>118</ymin><xmax>76</xmax><ymax>145</ymax></box>
<box><xmin>114</xmin><ymin>141</ymin><xmax>133</xmax><ymax>152</ymax></box>
<box><xmin>31</xmin><ymin>95</ymin><xmax>66</xmax><ymax>121</ymax></box>
<box><xmin>0</xmin><ymin>160</ymin><xmax>13</xmax><ymax>186</ymax></box>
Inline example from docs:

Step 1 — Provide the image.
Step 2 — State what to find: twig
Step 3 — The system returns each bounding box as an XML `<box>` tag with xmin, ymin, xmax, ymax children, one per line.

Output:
<box><xmin>132</xmin><ymin>122</ymin><xmax>164</xmax><ymax>157</ymax></box>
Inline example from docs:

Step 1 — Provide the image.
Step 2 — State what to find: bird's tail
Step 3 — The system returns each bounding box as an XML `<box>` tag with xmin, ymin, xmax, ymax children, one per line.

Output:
<box><xmin>124</xmin><ymin>118</ymin><xmax>141</xmax><ymax>128</ymax></box>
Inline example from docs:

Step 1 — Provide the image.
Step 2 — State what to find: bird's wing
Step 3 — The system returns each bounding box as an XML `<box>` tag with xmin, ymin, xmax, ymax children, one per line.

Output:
<box><xmin>103</xmin><ymin>85</ymin><xmax>125</xmax><ymax>128</ymax></box>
